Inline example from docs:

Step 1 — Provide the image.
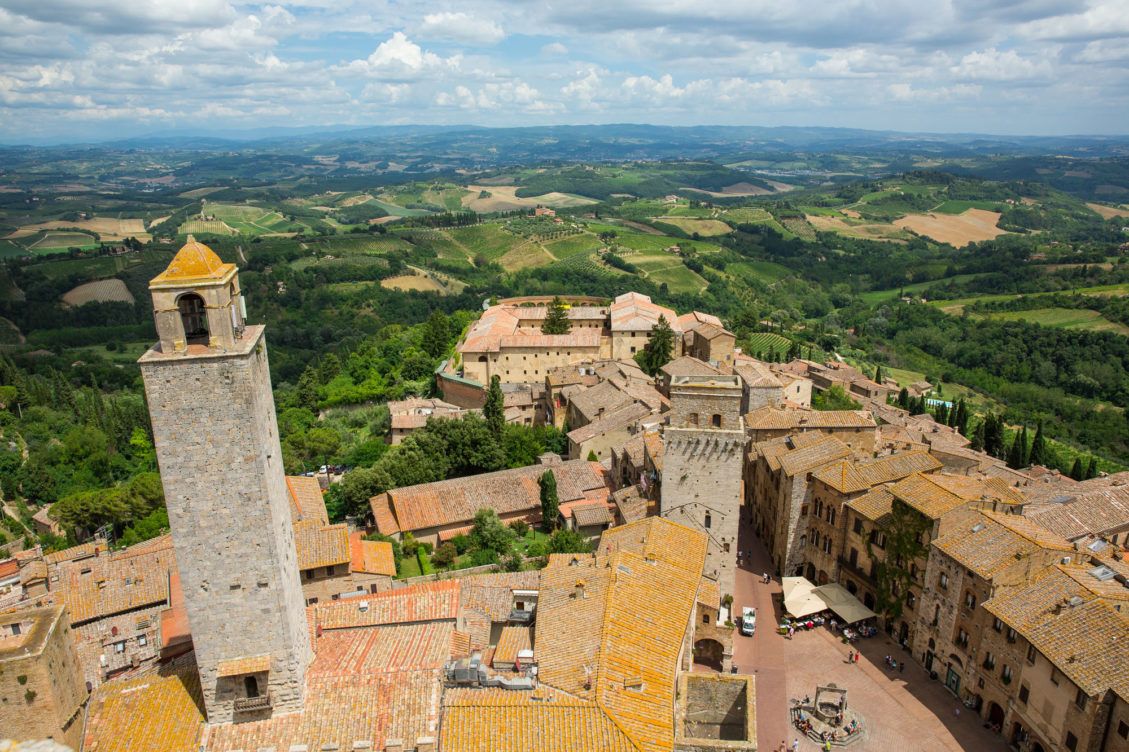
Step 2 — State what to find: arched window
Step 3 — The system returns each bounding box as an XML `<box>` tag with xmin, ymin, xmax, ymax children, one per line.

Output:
<box><xmin>711</xmin><ymin>414</ymin><xmax>722</xmax><ymax>428</ymax></box>
<box><xmin>688</xmin><ymin>413</ymin><xmax>699</xmax><ymax>427</ymax></box>
<box><xmin>704</xmin><ymin>512</ymin><xmax>712</xmax><ymax>529</ymax></box>
<box><xmin>178</xmin><ymin>293</ymin><xmax>208</xmax><ymax>344</ymax></box>
<box><xmin>243</xmin><ymin>675</ymin><xmax>260</xmax><ymax>698</ymax></box>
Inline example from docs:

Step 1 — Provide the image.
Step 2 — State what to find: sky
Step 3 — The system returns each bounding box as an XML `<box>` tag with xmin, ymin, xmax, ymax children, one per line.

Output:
<box><xmin>0</xmin><ymin>0</ymin><xmax>1127</xmax><ymax>143</ymax></box>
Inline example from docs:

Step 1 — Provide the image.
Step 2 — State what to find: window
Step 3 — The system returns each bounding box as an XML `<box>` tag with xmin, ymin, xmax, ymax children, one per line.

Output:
<box><xmin>177</xmin><ymin>293</ymin><xmax>208</xmax><ymax>344</ymax></box>
<box><xmin>1065</xmin><ymin>732</ymin><xmax>1078</xmax><ymax>752</ymax></box>
<box><xmin>1050</xmin><ymin>666</ymin><xmax>1060</xmax><ymax>685</ymax></box>
<box><xmin>114</xmin><ymin>641</ymin><xmax>125</xmax><ymax>654</ymax></box>
<box><xmin>138</xmin><ymin>635</ymin><xmax>147</xmax><ymax>647</ymax></box>
<box><xmin>1006</xmin><ymin>627</ymin><xmax>1018</xmax><ymax>644</ymax></box>
<box><xmin>828</xmin><ymin>508</ymin><xmax>836</xmax><ymax>525</ymax></box>
<box><xmin>1002</xmin><ymin>664</ymin><xmax>1012</xmax><ymax>682</ymax></box>
<box><xmin>1018</xmin><ymin>684</ymin><xmax>1030</xmax><ymax>705</ymax></box>
<box><xmin>956</xmin><ymin>628</ymin><xmax>969</xmax><ymax>649</ymax></box>
<box><xmin>939</xmin><ymin>573</ymin><xmax>949</xmax><ymax>590</ymax></box>
<box><xmin>964</xmin><ymin>591</ymin><xmax>975</xmax><ymax>610</ymax></box>
<box><xmin>688</xmin><ymin>413</ymin><xmax>699</xmax><ymax>427</ymax></box>
<box><xmin>703</xmin><ymin>614</ymin><xmax>709</xmax><ymax>624</ymax></box>
<box><xmin>244</xmin><ymin>675</ymin><xmax>260</xmax><ymax>698</ymax></box>
<box><xmin>704</xmin><ymin>512</ymin><xmax>712</xmax><ymax>529</ymax></box>
<box><xmin>992</xmin><ymin>618</ymin><xmax>1003</xmax><ymax>633</ymax></box>
<box><xmin>1075</xmin><ymin>689</ymin><xmax>1088</xmax><ymax>711</ymax></box>
<box><xmin>1117</xmin><ymin>720</ymin><xmax>1128</xmax><ymax>740</ymax></box>
<box><xmin>10</xmin><ymin>623</ymin><xmax>20</xmax><ymax>636</ymax></box>
<box><xmin>848</xmin><ymin>548</ymin><xmax>858</xmax><ymax>567</ymax></box>
<box><xmin>905</xmin><ymin>591</ymin><xmax>915</xmax><ymax>609</ymax></box>
<box><xmin>853</xmin><ymin>518</ymin><xmax>863</xmax><ymax>535</ymax></box>
<box><xmin>711</xmin><ymin>414</ymin><xmax>722</xmax><ymax>428</ymax></box>
<box><xmin>1027</xmin><ymin>644</ymin><xmax>1037</xmax><ymax>664</ymax></box>
<box><xmin>982</xmin><ymin>651</ymin><xmax>995</xmax><ymax>670</ymax></box>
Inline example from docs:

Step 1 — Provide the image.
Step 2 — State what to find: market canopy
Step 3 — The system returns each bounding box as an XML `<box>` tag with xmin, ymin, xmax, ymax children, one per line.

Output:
<box><xmin>780</xmin><ymin>577</ymin><xmax>877</xmax><ymax>624</ymax></box>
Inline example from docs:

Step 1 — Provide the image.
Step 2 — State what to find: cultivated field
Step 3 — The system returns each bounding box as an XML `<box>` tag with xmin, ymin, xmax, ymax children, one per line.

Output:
<box><xmin>28</xmin><ymin>231</ymin><xmax>99</xmax><ymax>250</ymax></box>
<box><xmin>685</xmin><ymin>182</ymin><xmax>775</xmax><ymax>197</ymax></box>
<box><xmin>379</xmin><ymin>273</ymin><xmax>445</xmax><ymax>293</ymax></box>
<box><xmin>179</xmin><ymin>219</ymin><xmax>237</xmax><ymax>236</ymax></box>
<box><xmin>461</xmin><ymin>186</ymin><xmax>598</xmax><ymax>212</ymax></box>
<box><xmin>893</xmin><ymin>209</ymin><xmax>1006</xmax><ymax>247</ymax></box>
<box><xmin>8</xmin><ymin>217</ymin><xmax>150</xmax><ymax>242</ymax></box>
<box><xmin>805</xmin><ymin>214</ymin><xmax>910</xmax><ymax>242</ymax></box>
<box><xmin>980</xmin><ymin>307</ymin><xmax>1129</xmax><ymax>336</ymax></box>
<box><xmin>742</xmin><ymin>332</ymin><xmax>793</xmax><ymax>356</ymax></box>
<box><xmin>1087</xmin><ymin>203</ymin><xmax>1129</xmax><ymax>220</ymax></box>
<box><xmin>179</xmin><ymin>186</ymin><xmax>225</xmax><ymax>198</ymax></box>
<box><xmin>62</xmin><ymin>278</ymin><xmax>135</xmax><ymax>307</ymax></box>
<box><xmin>655</xmin><ymin>217</ymin><xmax>732</xmax><ymax>236</ymax></box>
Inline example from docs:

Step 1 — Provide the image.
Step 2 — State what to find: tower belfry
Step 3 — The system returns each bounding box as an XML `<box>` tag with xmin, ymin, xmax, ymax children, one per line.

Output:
<box><xmin>139</xmin><ymin>237</ymin><xmax>310</xmax><ymax>724</ymax></box>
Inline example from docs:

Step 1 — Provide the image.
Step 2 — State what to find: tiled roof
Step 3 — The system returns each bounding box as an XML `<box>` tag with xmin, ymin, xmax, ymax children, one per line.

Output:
<box><xmin>83</xmin><ymin>666</ymin><xmax>205</xmax><ymax>752</ymax></box>
<box><xmin>889</xmin><ymin>473</ymin><xmax>1024</xmax><ymax>520</ymax></box>
<box><xmin>745</xmin><ymin>405</ymin><xmax>875</xmax><ymax>430</ymax></box>
<box><xmin>459</xmin><ymin>571</ymin><xmax>540</xmax><ymax>623</ymax></box>
<box><xmin>492</xmin><ymin>625</ymin><xmax>532</xmax><ymax>666</ymax></box>
<box><xmin>312</xmin><ymin>580</ymin><xmax>459</xmax><ymax>631</ymax></box>
<box><xmin>733</xmin><ymin>358</ymin><xmax>782</xmax><ymax>388</ymax></box>
<box><xmin>20</xmin><ymin>559</ymin><xmax>47</xmax><ymax>584</ymax></box>
<box><xmin>691</xmin><ymin>322</ymin><xmax>732</xmax><ymax>340</ymax></box>
<box><xmin>149</xmin><ymin>237</ymin><xmax>233</xmax><ymax>285</ymax></box>
<box><xmin>660</xmin><ymin>356</ymin><xmax>721</xmax><ymax>378</ymax></box>
<box><xmin>612</xmin><ymin>486</ymin><xmax>649</xmax><ymax>524</ymax></box>
<box><xmin>43</xmin><ymin>539</ymin><xmax>107</xmax><ymax>565</ymax></box>
<box><xmin>846</xmin><ymin>487</ymin><xmax>896</xmax><ymax>523</ymax></box>
<box><xmin>58</xmin><ymin>535</ymin><xmax>174</xmax><ymax>624</ymax></box>
<box><xmin>567</xmin><ymin>402</ymin><xmax>652</xmax><ymax>445</ymax></box>
<box><xmin>293</xmin><ymin>520</ymin><xmax>351</xmax><ymax>570</ymax></box>
<box><xmin>697</xmin><ymin>578</ymin><xmax>720</xmax><ymax>612</ymax></box>
<box><xmin>609</xmin><ymin>292</ymin><xmax>680</xmax><ymax>333</ymax></box>
<box><xmin>441</xmin><ymin>687</ymin><xmax>635</xmax><ymax>752</ymax></box>
<box><xmin>286</xmin><ymin>475</ymin><xmax>329</xmax><ymax>524</ymax></box>
<box><xmin>371</xmin><ymin>493</ymin><xmax>400</xmax><ymax>535</ymax></box>
<box><xmin>571</xmin><ymin>501</ymin><xmax>612</xmax><ymax>527</ymax></box>
<box><xmin>349</xmin><ymin>531</ymin><xmax>397</xmax><ymax>576</ymax></box>
<box><xmin>215</xmin><ymin>653</ymin><xmax>271</xmax><ymax>677</ymax></box>
<box><xmin>374</xmin><ymin>460</ymin><xmax>608</xmax><ymax>535</ymax></box>
<box><xmin>643</xmin><ymin>430</ymin><xmax>663</xmax><ymax>472</ymax></box>
<box><xmin>309</xmin><ymin>622</ymin><xmax>453</xmax><ymax>677</ymax></box>
<box><xmin>676</xmin><ymin>310</ymin><xmax>723</xmax><ymax>333</ymax></box>
<box><xmin>812</xmin><ymin>451</ymin><xmax>942</xmax><ymax>494</ymax></box>
<box><xmin>933</xmin><ymin>511</ymin><xmax>1072</xmax><ymax>579</ymax></box>
<box><xmin>569</xmin><ymin>380</ymin><xmax>637</xmax><ymax>422</ymax></box>
<box><xmin>776</xmin><ymin>435</ymin><xmax>852</xmax><ymax>477</ymax></box>
<box><xmin>1025</xmin><ymin>485</ymin><xmax>1129</xmax><ymax>540</ymax></box>
<box><xmin>982</xmin><ymin>564</ymin><xmax>1129</xmax><ymax>699</ymax></box>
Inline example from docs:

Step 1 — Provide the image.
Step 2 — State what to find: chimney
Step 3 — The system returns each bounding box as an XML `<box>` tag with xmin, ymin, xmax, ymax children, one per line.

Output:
<box><xmin>383</xmin><ymin>740</ymin><xmax>403</xmax><ymax>752</ymax></box>
<box><xmin>574</xmin><ymin>580</ymin><xmax>586</xmax><ymax>599</ymax></box>
<box><xmin>416</xmin><ymin>737</ymin><xmax>436</xmax><ymax>752</ymax></box>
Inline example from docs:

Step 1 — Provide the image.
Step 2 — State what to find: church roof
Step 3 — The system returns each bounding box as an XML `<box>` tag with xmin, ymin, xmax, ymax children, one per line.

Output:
<box><xmin>150</xmin><ymin>236</ymin><xmax>235</xmax><ymax>287</ymax></box>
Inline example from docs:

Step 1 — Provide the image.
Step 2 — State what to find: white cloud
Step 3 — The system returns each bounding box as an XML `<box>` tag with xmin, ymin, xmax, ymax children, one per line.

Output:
<box><xmin>541</xmin><ymin>42</ymin><xmax>569</xmax><ymax>56</ymax></box>
<box><xmin>341</xmin><ymin>32</ymin><xmax>461</xmax><ymax>80</ymax></box>
<box><xmin>420</xmin><ymin>12</ymin><xmax>504</xmax><ymax>45</ymax></box>
<box><xmin>951</xmin><ymin>48</ymin><xmax>1054</xmax><ymax>80</ymax></box>
<box><xmin>888</xmin><ymin>82</ymin><xmax>982</xmax><ymax>102</ymax></box>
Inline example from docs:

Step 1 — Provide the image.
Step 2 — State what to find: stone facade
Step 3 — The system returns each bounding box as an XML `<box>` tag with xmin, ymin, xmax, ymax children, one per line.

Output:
<box><xmin>0</xmin><ymin>606</ymin><xmax>87</xmax><ymax>751</ymax></box>
<box><xmin>140</xmin><ymin>253</ymin><xmax>312</xmax><ymax>726</ymax></box>
<box><xmin>661</xmin><ymin>376</ymin><xmax>746</xmax><ymax>599</ymax></box>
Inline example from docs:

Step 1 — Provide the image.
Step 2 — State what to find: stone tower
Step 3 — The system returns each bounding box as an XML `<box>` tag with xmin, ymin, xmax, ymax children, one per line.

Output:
<box><xmin>660</xmin><ymin>373</ymin><xmax>746</xmax><ymax>599</ymax></box>
<box><xmin>138</xmin><ymin>237</ymin><xmax>311</xmax><ymax>724</ymax></box>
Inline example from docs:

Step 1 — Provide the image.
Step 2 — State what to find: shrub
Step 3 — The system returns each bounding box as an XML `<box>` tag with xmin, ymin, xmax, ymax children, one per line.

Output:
<box><xmin>503</xmin><ymin>553</ymin><xmax>524</xmax><ymax>572</ymax></box>
<box><xmin>469</xmin><ymin>547</ymin><xmax>499</xmax><ymax>567</ymax></box>
<box><xmin>450</xmin><ymin>533</ymin><xmax>472</xmax><ymax>554</ymax></box>
<box><xmin>401</xmin><ymin>531</ymin><xmax>420</xmax><ymax>556</ymax></box>
<box><xmin>508</xmin><ymin>519</ymin><xmax>530</xmax><ymax>537</ymax></box>
<box><xmin>432</xmin><ymin>542</ymin><xmax>457</xmax><ymax>568</ymax></box>
<box><xmin>525</xmin><ymin>541</ymin><xmax>547</xmax><ymax>558</ymax></box>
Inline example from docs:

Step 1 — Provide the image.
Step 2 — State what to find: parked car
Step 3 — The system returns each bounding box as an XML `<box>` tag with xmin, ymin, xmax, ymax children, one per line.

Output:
<box><xmin>740</xmin><ymin>606</ymin><xmax>757</xmax><ymax>636</ymax></box>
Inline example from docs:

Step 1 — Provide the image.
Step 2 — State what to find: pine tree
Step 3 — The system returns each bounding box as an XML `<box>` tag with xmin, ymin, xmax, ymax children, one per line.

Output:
<box><xmin>1069</xmin><ymin>458</ymin><xmax>1084</xmax><ymax>481</ymax></box>
<box><xmin>484</xmin><ymin>375</ymin><xmax>505</xmax><ymax>440</ymax></box>
<box><xmin>637</xmin><ymin>315</ymin><xmax>674</xmax><ymax>376</ymax></box>
<box><xmin>539</xmin><ymin>469</ymin><xmax>560</xmax><ymax>531</ymax></box>
<box><xmin>1007</xmin><ymin>427</ymin><xmax>1027</xmax><ymax>469</ymax></box>
<box><xmin>1018</xmin><ymin>425</ymin><xmax>1029</xmax><ymax>467</ymax></box>
<box><xmin>541</xmin><ymin>296</ymin><xmax>571</xmax><ymax>335</ymax></box>
<box><xmin>1029</xmin><ymin>423</ymin><xmax>1047</xmax><ymax>467</ymax></box>
<box><xmin>874</xmin><ymin>365</ymin><xmax>884</xmax><ymax>384</ymax></box>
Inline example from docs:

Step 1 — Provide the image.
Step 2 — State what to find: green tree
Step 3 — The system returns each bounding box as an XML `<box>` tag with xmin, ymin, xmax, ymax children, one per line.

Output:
<box><xmin>546</xmin><ymin>528</ymin><xmax>592</xmax><ymax>554</ymax></box>
<box><xmin>432</xmin><ymin>542</ymin><xmax>457</xmax><ymax>568</ymax></box>
<box><xmin>483</xmin><ymin>375</ymin><xmax>505</xmax><ymax>440</ymax></box>
<box><xmin>896</xmin><ymin>387</ymin><xmax>909</xmax><ymax>410</ymax></box>
<box><xmin>586</xmin><ymin>450</ymin><xmax>598</xmax><ymax>462</ymax></box>
<box><xmin>1085</xmin><ymin>456</ymin><xmax>1098</xmax><ymax>480</ymax></box>
<box><xmin>1069</xmin><ymin>457</ymin><xmax>1084</xmax><ymax>481</ymax></box>
<box><xmin>421</xmin><ymin>310</ymin><xmax>451</xmax><ymax>358</ymax></box>
<box><xmin>1006</xmin><ymin>428</ymin><xmax>1026</xmax><ymax>469</ymax></box>
<box><xmin>471</xmin><ymin>508</ymin><xmax>514</xmax><ymax>557</ymax></box>
<box><xmin>541</xmin><ymin>296</ymin><xmax>571</xmax><ymax>335</ymax></box>
<box><xmin>1029</xmin><ymin>423</ymin><xmax>1048</xmax><ymax>467</ymax></box>
<box><xmin>539</xmin><ymin>470</ymin><xmax>560</xmax><ymax>532</ymax></box>
<box><xmin>635</xmin><ymin>315</ymin><xmax>674</xmax><ymax>376</ymax></box>
<box><xmin>812</xmin><ymin>385</ymin><xmax>861</xmax><ymax>411</ymax></box>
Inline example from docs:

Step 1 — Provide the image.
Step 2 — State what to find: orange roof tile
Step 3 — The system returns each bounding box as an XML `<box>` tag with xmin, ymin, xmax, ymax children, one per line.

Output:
<box><xmin>216</xmin><ymin>653</ymin><xmax>271</xmax><ymax>677</ymax></box>
<box><xmin>812</xmin><ymin>451</ymin><xmax>942</xmax><ymax>494</ymax></box>
<box><xmin>312</xmin><ymin>580</ymin><xmax>459</xmax><ymax>631</ymax></box>
<box><xmin>286</xmin><ymin>475</ymin><xmax>329</xmax><ymax>524</ymax></box>
<box><xmin>83</xmin><ymin>667</ymin><xmax>205</xmax><ymax>752</ymax></box>
<box><xmin>293</xmin><ymin>520</ymin><xmax>351</xmax><ymax>571</ymax></box>
<box><xmin>349</xmin><ymin>531</ymin><xmax>396</xmax><ymax>577</ymax></box>
<box><xmin>57</xmin><ymin>536</ymin><xmax>174</xmax><ymax>624</ymax></box>
<box><xmin>492</xmin><ymin>625</ymin><xmax>532</xmax><ymax>667</ymax></box>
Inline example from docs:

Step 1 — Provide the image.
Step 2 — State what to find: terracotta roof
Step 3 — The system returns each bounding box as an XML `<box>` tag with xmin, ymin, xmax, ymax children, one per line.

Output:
<box><xmin>697</xmin><ymin>577</ymin><xmax>720</xmax><ymax>612</ymax></box>
<box><xmin>82</xmin><ymin>666</ymin><xmax>205</xmax><ymax>752</ymax></box>
<box><xmin>374</xmin><ymin>460</ymin><xmax>608</xmax><ymax>535</ymax></box>
<box><xmin>286</xmin><ymin>475</ymin><xmax>329</xmax><ymax>524</ymax></box>
<box><xmin>309</xmin><ymin>621</ymin><xmax>453</xmax><ymax>677</ymax></box>
<box><xmin>43</xmin><ymin>539</ymin><xmax>106</xmax><ymax>565</ymax></box>
<box><xmin>349</xmin><ymin>531</ymin><xmax>396</xmax><ymax>577</ymax></box>
<box><xmin>1026</xmin><ymin>485</ymin><xmax>1129</xmax><ymax>540</ymax></box>
<box><xmin>676</xmin><ymin>310</ymin><xmax>723</xmax><ymax>333</ymax></box>
<box><xmin>745</xmin><ymin>405</ymin><xmax>875</xmax><ymax>431</ymax></box>
<box><xmin>982</xmin><ymin>564</ymin><xmax>1129</xmax><ymax>699</ymax></box>
<box><xmin>569</xmin><ymin>380</ymin><xmax>637</xmax><ymax>422</ymax></box>
<box><xmin>660</xmin><ymin>356</ymin><xmax>721</xmax><ymax>378</ymax></box>
<box><xmin>20</xmin><ymin>559</ymin><xmax>47</xmax><ymax>584</ymax></box>
<box><xmin>312</xmin><ymin>580</ymin><xmax>459</xmax><ymax>631</ymax></box>
<box><xmin>846</xmin><ymin>487</ymin><xmax>896</xmax><ymax>523</ymax></box>
<box><xmin>149</xmin><ymin>237</ymin><xmax>234</xmax><ymax>287</ymax></box>
<box><xmin>776</xmin><ymin>435</ymin><xmax>852</xmax><ymax>477</ymax></box>
<box><xmin>612</xmin><ymin>486</ymin><xmax>649</xmax><ymax>524</ymax></box>
<box><xmin>812</xmin><ymin>451</ymin><xmax>942</xmax><ymax>494</ymax></box>
<box><xmin>570</xmin><ymin>501</ymin><xmax>612</xmax><ymax>527</ymax></box>
<box><xmin>610</xmin><ymin>291</ymin><xmax>680</xmax><ymax>333</ymax></box>
<box><xmin>933</xmin><ymin>511</ymin><xmax>1072</xmax><ymax>579</ymax></box>
<box><xmin>0</xmin><ymin>557</ymin><xmax>17</xmax><ymax>580</ymax></box>
<box><xmin>215</xmin><ymin>653</ymin><xmax>271</xmax><ymax>677</ymax></box>
<box><xmin>58</xmin><ymin>535</ymin><xmax>174</xmax><ymax>624</ymax></box>
<box><xmin>371</xmin><ymin>493</ymin><xmax>400</xmax><ymax>535</ymax></box>
<box><xmin>733</xmin><ymin>358</ymin><xmax>782</xmax><ymax>388</ymax></box>
<box><xmin>889</xmin><ymin>473</ymin><xmax>1024</xmax><ymax>520</ymax></box>
<box><xmin>567</xmin><ymin>402</ymin><xmax>652</xmax><ymax>445</ymax></box>
<box><xmin>459</xmin><ymin>571</ymin><xmax>540</xmax><ymax>623</ymax></box>
<box><xmin>691</xmin><ymin>322</ymin><xmax>733</xmax><ymax>340</ymax></box>
<box><xmin>293</xmin><ymin>520</ymin><xmax>351</xmax><ymax>571</ymax></box>
<box><xmin>643</xmin><ymin>430</ymin><xmax>663</xmax><ymax>472</ymax></box>
<box><xmin>441</xmin><ymin>687</ymin><xmax>635</xmax><ymax>752</ymax></box>
<box><xmin>492</xmin><ymin>625</ymin><xmax>532</xmax><ymax>666</ymax></box>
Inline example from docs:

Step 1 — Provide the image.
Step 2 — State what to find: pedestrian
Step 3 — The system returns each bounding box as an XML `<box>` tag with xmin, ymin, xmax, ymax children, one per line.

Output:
<box><xmin>900</xmin><ymin>660</ymin><xmax>906</xmax><ymax>673</ymax></box>
<box><xmin>884</xmin><ymin>654</ymin><xmax>890</xmax><ymax>667</ymax></box>
<box><xmin>791</xmin><ymin>740</ymin><xmax>800</xmax><ymax>752</ymax></box>
<box><xmin>954</xmin><ymin>705</ymin><xmax>961</xmax><ymax>718</ymax></box>
<box><xmin>853</xmin><ymin>651</ymin><xmax>860</xmax><ymax>664</ymax></box>
<box><xmin>788</xmin><ymin>625</ymin><xmax>795</xmax><ymax>640</ymax></box>
<box><xmin>846</xmin><ymin>649</ymin><xmax>853</xmax><ymax>663</ymax></box>
<box><xmin>824</xmin><ymin>739</ymin><xmax>832</xmax><ymax>752</ymax></box>
<box><xmin>763</xmin><ymin>571</ymin><xmax>770</xmax><ymax>584</ymax></box>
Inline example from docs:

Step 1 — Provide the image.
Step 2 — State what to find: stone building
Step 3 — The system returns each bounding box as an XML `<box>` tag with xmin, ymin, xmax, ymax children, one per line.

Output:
<box><xmin>0</xmin><ymin>606</ymin><xmax>87</xmax><ymax>750</ymax></box>
<box><xmin>138</xmin><ymin>238</ymin><xmax>312</xmax><ymax>724</ymax></box>
<box><xmin>387</xmin><ymin>397</ymin><xmax>467</xmax><ymax>445</ymax></box>
<box><xmin>660</xmin><ymin>374</ymin><xmax>746</xmax><ymax>598</ymax></box>
<box><xmin>744</xmin><ymin>405</ymin><xmax>877</xmax><ymax>451</ymax></box>
<box><xmin>912</xmin><ymin>511</ymin><xmax>1073</xmax><ymax>707</ymax></box>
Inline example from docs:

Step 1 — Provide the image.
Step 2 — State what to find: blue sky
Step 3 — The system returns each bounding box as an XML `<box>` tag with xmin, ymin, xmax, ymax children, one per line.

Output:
<box><xmin>0</xmin><ymin>0</ymin><xmax>1127</xmax><ymax>142</ymax></box>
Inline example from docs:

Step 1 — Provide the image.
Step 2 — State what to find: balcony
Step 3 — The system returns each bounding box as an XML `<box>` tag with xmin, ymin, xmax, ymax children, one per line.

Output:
<box><xmin>508</xmin><ymin>609</ymin><xmax>535</xmax><ymax>624</ymax></box>
<box><xmin>836</xmin><ymin>556</ymin><xmax>876</xmax><ymax>584</ymax></box>
<box><xmin>234</xmin><ymin>693</ymin><xmax>271</xmax><ymax>712</ymax></box>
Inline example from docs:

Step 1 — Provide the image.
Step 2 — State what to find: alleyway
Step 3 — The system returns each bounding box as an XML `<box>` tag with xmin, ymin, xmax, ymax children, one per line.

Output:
<box><xmin>732</xmin><ymin>511</ymin><xmax>1011</xmax><ymax>751</ymax></box>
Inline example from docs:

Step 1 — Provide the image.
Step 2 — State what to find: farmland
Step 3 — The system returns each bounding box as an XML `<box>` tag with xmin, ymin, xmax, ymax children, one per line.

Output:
<box><xmin>977</xmin><ymin>307</ymin><xmax>1129</xmax><ymax>336</ymax></box>
<box><xmin>380</xmin><ymin>273</ymin><xmax>445</xmax><ymax>293</ymax></box>
<box><xmin>1087</xmin><ymin>203</ymin><xmax>1129</xmax><ymax>220</ymax></box>
<box><xmin>61</xmin><ymin>279</ymin><xmax>135</xmax><ymax>307</ymax></box>
<box><xmin>461</xmin><ymin>185</ymin><xmax>599</xmax><ymax>212</ymax></box>
<box><xmin>7</xmin><ymin>217</ymin><xmax>150</xmax><ymax>242</ymax></box>
<box><xmin>654</xmin><ymin>217</ymin><xmax>732</xmax><ymax>236</ymax></box>
<box><xmin>892</xmin><ymin>209</ymin><xmax>1006</xmax><ymax>247</ymax></box>
<box><xmin>28</xmin><ymin>231</ymin><xmax>100</xmax><ymax>252</ymax></box>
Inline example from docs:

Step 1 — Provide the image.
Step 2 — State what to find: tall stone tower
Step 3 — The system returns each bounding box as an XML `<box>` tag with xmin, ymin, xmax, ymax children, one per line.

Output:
<box><xmin>138</xmin><ymin>237</ymin><xmax>311</xmax><ymax>724</ymax></box>
<box><xmin>660</xmin><ymin>373</ymin><xmax>746</xmax><ymax>598</ymax></box>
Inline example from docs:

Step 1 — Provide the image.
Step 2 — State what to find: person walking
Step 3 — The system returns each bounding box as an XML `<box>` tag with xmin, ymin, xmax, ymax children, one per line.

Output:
<box><xmin>791</xmin><ymin>740</ymin><xmax>800</xmax><ymax>752</ymax></box>
<box><xmin>853</xmin><ymin>651</ymin><xmax>860</xmax><ymax>664</ymax></box>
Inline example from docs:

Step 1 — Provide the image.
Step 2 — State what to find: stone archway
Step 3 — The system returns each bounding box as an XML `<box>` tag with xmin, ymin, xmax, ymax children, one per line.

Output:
<box><xmin>694</xmin><ymin>639</ymin><xmax>725</xmax><ymax>671</ymax></box>
<box><xmin>987</xmin><ymin>702</ymin><xmax>1005</xmax><ymax>731</ymax></box>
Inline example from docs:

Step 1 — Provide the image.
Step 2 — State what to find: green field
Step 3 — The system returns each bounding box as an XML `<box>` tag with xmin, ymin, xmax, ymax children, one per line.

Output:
<box><xmin>726</xmin><ymin>260</ymin><xmax>792</xmax><ymax>284</ymax></box>
<box><xmin>446</xmin><ymin>223</ymin><xmax>522</xmax><ymax>261</ymax></box>
<box><xmin>930</xmin><ymin>283</ymin><xmax>1129</xmax><ymax>315</ymax></box>
<box><xmin>932</xmin><ymin>199</ymin><xmax>1005</xmax><ymax>214</ymax></box>
<box><xmin>543</xmin><ymin>234</ymin><xmax>600</xmax><ymax>259</ymax></box>
<box><xmin>654</xmin><ymin>217</ymin><xmax>732</xmax><ymax>236</ymax></box>
<box><xmin>742</xmin><ymin>332</ymin><xmax>792</xmax><ymax>356</ymax></box>
<box><xmin>0</xmin><ymin>240</ymin><xmax>27</xmax><ymax>258</ymax></box>
<box><xmin>27</xmin><ymin>231</ymin><xmax>99</xmax><ymax>252</ymax></box>
<box><xmin>179</xmin><ymin>218</ymin><xmax>237</xmax><ymax>236</ymax></box>
<box><xmin>980</xmin><ymin>307</ymin><xmax>1129</xmax><ymax>335</ymax></box>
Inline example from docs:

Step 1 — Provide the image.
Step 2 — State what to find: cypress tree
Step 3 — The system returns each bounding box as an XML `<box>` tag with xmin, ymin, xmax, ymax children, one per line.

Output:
<box><xmin>539</xmin><ymin>469</ymin><xmax>560</xmax><ymax>531</ymax></box>
<box><xmin>897</xmin><ymin>387</ymin><xmax>909</xmax><ymax>410</ymax></box>
<box><xmin>1006</xmin><ymin>432</ymin><xmax>1024</xmax><ymax>469</ymax></box>
<box><xmin>1085</xmin><ymin>457</ymin><xmax>1098</xmax><ymax>480</ymax></box>
<box><xmin>1029</xmin><ymin>423</ymin><xmax>1047</xmax><ymax>467</ymax></box>
<box><xmin>484</xmin><ymin>375</ymin><xmax>505</xmax><ymax>440</ymax></box>
<box><xmin>1069</xmin><ymin>458</ymin><xmax>1084</xmax><ymax>481</ymax></box>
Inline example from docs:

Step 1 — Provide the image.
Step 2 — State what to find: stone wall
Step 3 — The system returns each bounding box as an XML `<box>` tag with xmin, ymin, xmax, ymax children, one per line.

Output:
<box><xmin>140</xmin><ymin>325</ymin><xmax>311</xmax><ymax>724</ymax></box>
<box><xmin>675</xmin><ymin>673</ymin><xmax>757</xmax><ymax>752</ymax></box>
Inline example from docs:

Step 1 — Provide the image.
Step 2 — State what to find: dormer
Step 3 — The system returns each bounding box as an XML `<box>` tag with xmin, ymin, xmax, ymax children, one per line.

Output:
<box><xmin>149</xmin><ymin>236</ymin><xmax>245</xmax><ymax>354</ymax></box>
